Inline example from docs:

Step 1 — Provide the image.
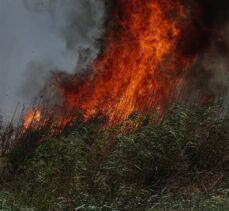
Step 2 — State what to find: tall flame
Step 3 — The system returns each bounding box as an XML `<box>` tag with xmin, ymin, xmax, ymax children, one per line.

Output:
<box><xmin>57</xmin><ymin>0</ymin><xmax>190</xmax><ymax>124</ymax></box>
<box><xmin>22</xmin><ymin>0</ymin><xmax>195</xmax><ymax>130</ymax></box>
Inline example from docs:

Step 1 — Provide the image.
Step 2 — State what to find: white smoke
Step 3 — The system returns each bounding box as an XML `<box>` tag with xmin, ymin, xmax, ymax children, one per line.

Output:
<box><xmin>0</xmin><ymin>0</ymin><xmax>105</xmax><ymax>121</ymax></box>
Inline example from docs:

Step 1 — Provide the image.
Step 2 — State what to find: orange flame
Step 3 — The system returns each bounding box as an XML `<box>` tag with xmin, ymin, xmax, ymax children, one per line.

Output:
<box><xmin>23</xmin><ymin>107</ymin><xmax>41</xmax><ymax>129</ymax></box>
<box><xmin>57</xmin><ymin>0</ymin><xmax>191</xmax><ymax>124</ymax></box>
<box><xmin>23</xmin><ymin>0</ymin><xmax>195</xmax><ymax>131</ymax></box>
<box><xmin>23</xmin><ymin>107</ymin><xmax>73</xmax><ymax>132</ymax></box>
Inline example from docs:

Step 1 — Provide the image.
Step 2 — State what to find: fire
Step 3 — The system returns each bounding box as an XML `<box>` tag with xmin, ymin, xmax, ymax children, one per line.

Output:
<box><xmin>23</xmin><ymin>0</ymin><xmax>195</xmax><ymax>130</ymax></box>
<box><xmin>22</xmin><ymin>106</ymin><xmax>74</xmax><ymax>132</ymax></box>
<box><xmin>56</xmin><ymin>0</ymin><xmax>191</xmax><ymax>124</ymax></box>
<box><xmin>23</xmin><ymin>107</ymin><xmax>41</xmax><ymax>129</ymax></box>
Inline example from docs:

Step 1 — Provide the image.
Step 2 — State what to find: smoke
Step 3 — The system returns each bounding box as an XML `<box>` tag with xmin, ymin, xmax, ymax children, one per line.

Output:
<box><xmin>0</xmin><ymin>0</ymin><xmax>105</xmax><ymax>121</ymax></box>
<box><xmin>180</xmin><ymin>0</ymin><xmax>229</xmax><ymax>107</ymax></box>
<box><xmin>23</xmin><ymin>0</ymin><xmax>106</xmax><ymax>71</ymax></box>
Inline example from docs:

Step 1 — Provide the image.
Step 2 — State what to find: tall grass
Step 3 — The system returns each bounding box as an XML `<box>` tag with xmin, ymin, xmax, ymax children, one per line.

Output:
<box><xmin>0</xmin><ymin>102</ymin><xmax>228</xmax><ymax>210</ymax></box>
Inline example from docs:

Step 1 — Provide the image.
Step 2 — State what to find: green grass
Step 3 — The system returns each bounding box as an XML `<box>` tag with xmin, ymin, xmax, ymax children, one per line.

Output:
<box><xmin>0</xmin><ymin>102</ymin><xmax>228</xmax><ymax>210</ymax></box>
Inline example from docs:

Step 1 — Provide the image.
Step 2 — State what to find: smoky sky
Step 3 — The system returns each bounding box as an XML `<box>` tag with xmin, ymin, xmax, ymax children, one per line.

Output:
<box><xmin>0</xmin><ymin>0</ymin><xmax>105</xmax><ymax>121</ymax></box>
<box><xmin>180</xmin><ymin>0</ymin><xmax>229</xmax><ymax>106</ymax></box>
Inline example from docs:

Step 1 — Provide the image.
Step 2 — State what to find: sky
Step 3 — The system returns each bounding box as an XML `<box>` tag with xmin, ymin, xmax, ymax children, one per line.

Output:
<box><xmin>0</xmin><ymin>0</ymin><xmax>105</xmax><ymax>121</ymax></box>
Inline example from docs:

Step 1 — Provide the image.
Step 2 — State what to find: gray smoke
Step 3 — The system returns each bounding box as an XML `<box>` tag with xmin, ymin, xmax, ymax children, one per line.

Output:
<box><xmin>183</xmin><ymin>22</ymin><xmax>229</xmax><ymax>109</ymax></box>
<box><xmin>0</xmin><ymin>0</ymin><xmax>105</xmax><ymax>121</ymax></box>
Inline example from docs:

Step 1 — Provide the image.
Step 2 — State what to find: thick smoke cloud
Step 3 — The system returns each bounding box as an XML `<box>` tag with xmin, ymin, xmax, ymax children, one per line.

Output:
<box><xmin>23</xmin><ymin>0</ymin><xmax>105</xmax><ymax>71</ymax></box>
<box><xmin>0</xmin><ymin>0</ymin><xmax>105</xmax><ymax>121</ymax></box>
<box><xmin>181</xmin><ymin>0</ymin><xmax>229</xmax><ymax>107</ymax></box>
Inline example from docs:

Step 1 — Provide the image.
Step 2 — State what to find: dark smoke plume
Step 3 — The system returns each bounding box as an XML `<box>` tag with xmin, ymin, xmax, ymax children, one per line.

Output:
<box><xmin>180</xmin><ymin>0</ymin><xmax>229</xmax><ymax>104</ymax></box>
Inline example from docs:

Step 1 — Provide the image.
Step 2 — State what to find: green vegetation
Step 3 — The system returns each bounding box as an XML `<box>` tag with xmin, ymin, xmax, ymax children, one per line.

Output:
<box><xmin>0</xmin><ymin>103</ymin><xmax>228</xmax><ymax>210</ymax></box>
